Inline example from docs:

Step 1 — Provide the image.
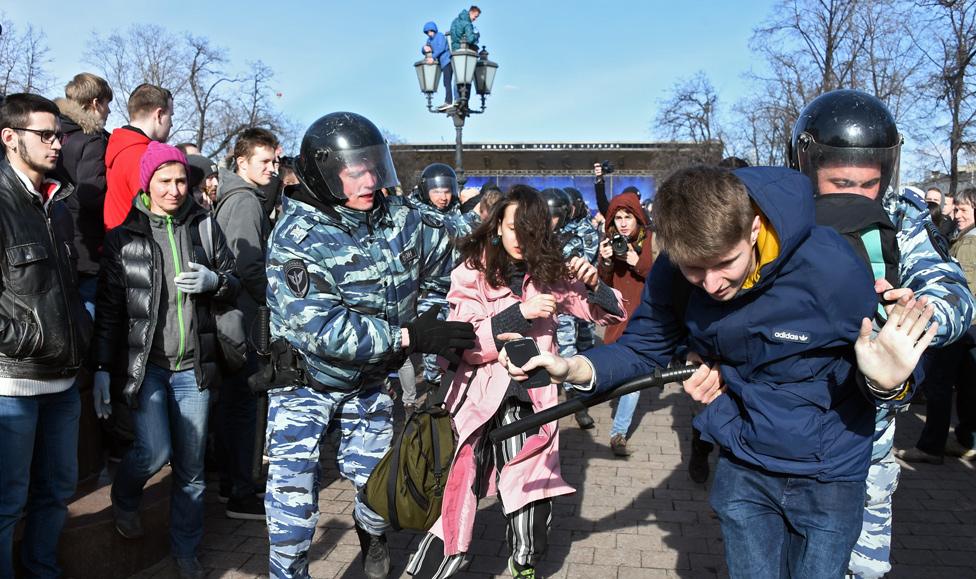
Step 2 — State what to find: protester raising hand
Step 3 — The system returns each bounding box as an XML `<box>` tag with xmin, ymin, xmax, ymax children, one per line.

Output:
<box><xmin>855</xmin><ymin>297</ymin><xmax>938</xmax><ymax>392</ymax></box>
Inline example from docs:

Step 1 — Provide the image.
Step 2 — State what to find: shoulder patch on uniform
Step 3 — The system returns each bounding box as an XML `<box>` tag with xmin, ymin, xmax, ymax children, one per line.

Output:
<box><xmin>284</xmin><ymin>259</ymin><xmax>310</xmax><ymax>298</ymax></box>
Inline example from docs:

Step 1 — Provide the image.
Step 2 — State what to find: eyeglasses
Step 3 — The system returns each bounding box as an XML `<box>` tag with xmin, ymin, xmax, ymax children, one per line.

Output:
<box><xmin>10</xmin><ymin>127</ymin><xmax>63</xmax><ymax>145</ymax></box>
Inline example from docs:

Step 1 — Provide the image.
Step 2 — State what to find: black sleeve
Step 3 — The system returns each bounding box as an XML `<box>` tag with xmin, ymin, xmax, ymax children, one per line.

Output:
<box><xmin>491</xmin><ymin>303</ymin><xmax>532</xmax><ymax>351</ymax></box>
<box><xmin>73</xmin><ymin>136</ymin><xmax>108</xmax><ymax>214</ymax></box>
<box><xmin>596</xmin><ymin>179</ymin><xmax>610</xmax><ymax>216</ymax></box>
<box><xmin>209</xmin><ymin>219</ymin><xmax>242</xmax><ymax>305</ymax></box>
<box><xmin>93</xmin><ymin>233</ymin><xmax>126</xmax><ymax>369</ymax></box>
<box><xmin>588</xmin><ymin>280</ymin><xmax>624</xmax><ymax>318</ymax></box>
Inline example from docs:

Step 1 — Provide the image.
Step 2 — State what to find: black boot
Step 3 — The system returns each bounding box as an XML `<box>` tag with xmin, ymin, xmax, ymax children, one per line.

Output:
<box><xmin>688</xmin><ymin>427</ymin><xmax>713</xmax><ymax>483</ymax></box>
<box><xmin>565</xmin><ymin>389</ymin><xmax>595</xmax><ymax>430</ymax></box>
<box><xmin>355</xmin><ymin>524</ymin><xmax>390</xmax><ymax>578</ymax></box>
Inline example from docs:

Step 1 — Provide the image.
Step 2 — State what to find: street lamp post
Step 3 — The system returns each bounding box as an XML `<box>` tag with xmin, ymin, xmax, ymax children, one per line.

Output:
<box><xmin>414</xmin><ymin>45</ymin><xmax>498</xmax><ymax>187</ymax></box>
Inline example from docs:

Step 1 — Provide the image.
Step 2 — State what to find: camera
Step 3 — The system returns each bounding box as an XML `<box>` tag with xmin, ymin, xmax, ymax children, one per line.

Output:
<box><xmin>601</xmin><ymin>160</ymin><xmax>615</xmax><ymax>174</ymax></box>
<box><xmin>610</xmin><ymin>233</ymin><xmax>629</xmax><ymax>258</ymax></box>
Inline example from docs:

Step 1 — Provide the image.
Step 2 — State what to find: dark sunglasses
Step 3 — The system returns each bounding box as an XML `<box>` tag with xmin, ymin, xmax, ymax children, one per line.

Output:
<box><xmin>10</xmin><ymin>127</ymin><xmax>63</xmax><ymax>144</ymax></box>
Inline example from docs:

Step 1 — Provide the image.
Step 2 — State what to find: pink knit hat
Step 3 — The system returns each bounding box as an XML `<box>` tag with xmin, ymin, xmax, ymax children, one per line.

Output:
<box><xmin>139</xmin><ymin>141</ymin><xmax>188</xmax><ymax>192</ymax></box>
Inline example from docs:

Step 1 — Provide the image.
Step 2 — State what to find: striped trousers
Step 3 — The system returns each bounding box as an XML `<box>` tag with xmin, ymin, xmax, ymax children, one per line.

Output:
<box><xmin>406</xmin><ymin>398</ymin><xmax>553</xmax><ymax>578</ymax></box>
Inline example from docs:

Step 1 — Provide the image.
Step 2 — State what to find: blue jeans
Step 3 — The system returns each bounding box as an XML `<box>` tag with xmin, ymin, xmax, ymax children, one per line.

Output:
<box><xmin>610</xmin><ymin>391</ymin><xmax>639</xmax><ymax>437</ymax></box>
<box><xmin>214</xmin><ymin>351</ymin><xmax>259</xmax><ymax>499</ymax></box>
<box><xmin>709</xmin><ymin>454</ymin><xmax>865</xmax><ymax>578</ymax></box>
<box><xmin>111</xmin><ymin>364</ymin><xmax>209</xmax><ymax>559</ymax></box>
<box><xmin>0</xmin><ymin>385</ymin><xmax>80</xmax><ymax>579</ymax></box>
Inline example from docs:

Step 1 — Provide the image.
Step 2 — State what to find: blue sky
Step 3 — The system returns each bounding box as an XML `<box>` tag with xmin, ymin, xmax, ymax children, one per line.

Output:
<box><xmin>5</xmin><ymin>0</ymin><xmax>776</xmax><ymax>146</ymax></box>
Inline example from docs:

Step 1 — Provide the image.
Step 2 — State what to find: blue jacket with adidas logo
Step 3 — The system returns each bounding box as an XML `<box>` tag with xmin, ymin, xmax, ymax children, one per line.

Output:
<box><xmin>583</xmin><ymin>167</ymin><xmax>879</xmax><ymax>481</ymax></box>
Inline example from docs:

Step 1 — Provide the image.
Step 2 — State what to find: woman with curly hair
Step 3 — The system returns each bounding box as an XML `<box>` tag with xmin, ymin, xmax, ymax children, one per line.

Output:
<box><xmin>406</xmin><ymin>185</ymin><xmax>626</xmax><ymax>579</ymax></box>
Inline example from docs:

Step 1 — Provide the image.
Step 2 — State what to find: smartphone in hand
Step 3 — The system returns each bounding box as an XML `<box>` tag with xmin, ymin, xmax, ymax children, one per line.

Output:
<box><xmin>503</xmin><ymin>338</ymin><xmax>552</xmax><ymax>389</ymax></box>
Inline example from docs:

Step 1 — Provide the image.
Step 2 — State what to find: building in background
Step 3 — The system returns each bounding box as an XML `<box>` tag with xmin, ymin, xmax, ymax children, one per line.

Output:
<box><xmin>391</xmin><ymin>141</ymin><xmax>722</xmax><ymax>212</ymax></box>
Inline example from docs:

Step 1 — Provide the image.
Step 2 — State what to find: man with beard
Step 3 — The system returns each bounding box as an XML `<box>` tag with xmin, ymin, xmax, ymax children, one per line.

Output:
<box><xmin>0</xmin><ymin>93</ymin><xmax>92</xmax><ymax>578</ymax></box>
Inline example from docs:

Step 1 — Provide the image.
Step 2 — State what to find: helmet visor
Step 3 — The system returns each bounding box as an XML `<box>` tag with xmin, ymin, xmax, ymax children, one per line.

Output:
<box><xmin>316</xmin><ymin>144</ymin><xmax>399</xmax><ymax>201</ymax></box>
<box><xmin>795</xmin><ymin>138</ymin><xmax>900</xmax><ymax>198</ymax></box>
<box><xmin>423</xmin><ymin>175</ymin><xmax>458</xmax><ymax>199</ymax></box>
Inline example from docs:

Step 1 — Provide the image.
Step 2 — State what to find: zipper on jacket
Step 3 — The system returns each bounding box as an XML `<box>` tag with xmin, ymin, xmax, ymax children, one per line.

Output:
<box><xmin>165</xmin><ymin>216</ymin><xmax>187</xmax><ymax>371</ymax></box>
<box><xmin>44</xmin><ymin>207</ymin><xmax>76</xmax><ymax>367</ymax></box>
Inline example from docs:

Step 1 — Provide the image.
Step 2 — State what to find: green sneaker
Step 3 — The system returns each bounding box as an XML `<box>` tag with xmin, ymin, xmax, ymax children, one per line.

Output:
<box><xmin>508</xmin><ymin>557</ymin><xmax>540</xmax><ymax>578</ymax></box>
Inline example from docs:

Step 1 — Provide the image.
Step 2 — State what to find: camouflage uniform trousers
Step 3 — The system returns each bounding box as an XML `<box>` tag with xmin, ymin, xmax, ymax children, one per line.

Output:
<box><xmin>556</xmin><ymin>313</ymin><xmax>578</xmax><ymax>393</ymax></box>
<box><xmin>265</xmin><ymin>385</ymin><xmax>393</xmax><ymax>579</ymax></box>
<box><xmin>847</xmin><ymin>410</ymin><xmax>899</xmax><ymax>579</ymax></box>
<box><xmin>418</xmin><ymin>294</ymin><xmax>449</xmax><ymax>384</ymax></box>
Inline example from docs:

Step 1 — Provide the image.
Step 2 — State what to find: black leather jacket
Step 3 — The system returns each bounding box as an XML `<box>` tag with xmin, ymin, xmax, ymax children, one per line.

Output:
<box><xmin>94</xmin><ymin>199</ymin><xmax>239</xmax><ymax>404</ymax></box>
<box><xmin>0</xmin><ymin>158</ymin><xmax>92</xmax><ymax>380</ymax></box>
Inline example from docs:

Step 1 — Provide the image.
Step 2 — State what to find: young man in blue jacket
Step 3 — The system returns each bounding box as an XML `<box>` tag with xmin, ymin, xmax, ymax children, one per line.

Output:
<box><xmin>502</xmin><ymin>165</ymin><xmax>936</xmax><ymax>577</ymax></box>
<box><xmin>421</xmin><ymin>22</ymin><xmax>454</xmax><ymax>111</ymax></box>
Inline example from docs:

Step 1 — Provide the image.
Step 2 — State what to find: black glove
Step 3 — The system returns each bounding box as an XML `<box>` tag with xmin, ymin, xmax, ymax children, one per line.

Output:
<box><xmin>405</xmin><ymin>306</ymin><xmax>476</xmax><ymax>365</ymax></box>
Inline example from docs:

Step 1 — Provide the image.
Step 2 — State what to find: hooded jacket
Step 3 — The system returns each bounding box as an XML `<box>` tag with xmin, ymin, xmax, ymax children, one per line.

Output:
<box><xmin>53</xmin><ymin>98</ymin><xmax>109</xmax><ymax>276</ymax></box>
<box><xmin>0</xmin><ymin>158</ymin><xmax>92</xmax><ymax>389</ymax></box>
<box><xmin>94</xmin><ymin>195</ymin><xmax>239</xmax><ymax>404</ymax></box>
<box><xmin>213</xmin><ymin>168</ymin><xmax>271</xmax><ymax>337</ymax></box>
<box><xmin>584</xmin><ymin>167</ymin><xmax>879</xmax><ymax>482</ymax></box>
<box><xmin>422</xmin><ymin>22</ymin><xmax>451</xmax><ymax>69</ymax></box>
<box><xmin>104</xmin><ymin>126</ymin><xmax>150</xmax><ymax>231</ymax></box>
<box><xmin>449</xmin><ymin>9</ymin><xmax>479</xmax><ymax>50</ymax></box>
<box><xmin>598</xmin><ymin>194</ymin><xmax>655</xmax><ymax>344</ymax></box>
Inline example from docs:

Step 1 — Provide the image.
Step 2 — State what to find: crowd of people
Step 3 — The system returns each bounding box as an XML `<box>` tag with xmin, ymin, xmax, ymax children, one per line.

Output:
<box><xmin>0</xmin><ymin>21</ymin><xmax>974</xmax><ymax>579</ymax></box>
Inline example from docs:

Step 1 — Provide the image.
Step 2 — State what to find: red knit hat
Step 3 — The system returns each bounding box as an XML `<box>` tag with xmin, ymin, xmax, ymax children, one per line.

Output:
<box><xmin>139</xmin><ymin>141</ymin><xmax>188</xmax><ymax>192</ymax></box>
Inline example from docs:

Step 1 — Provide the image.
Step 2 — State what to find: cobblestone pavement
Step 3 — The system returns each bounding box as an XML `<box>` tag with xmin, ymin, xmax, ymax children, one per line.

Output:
<box><xmin>134</xmin><ymin>386</ymin><xmax>976</xmax><ymax>578</ymax></box>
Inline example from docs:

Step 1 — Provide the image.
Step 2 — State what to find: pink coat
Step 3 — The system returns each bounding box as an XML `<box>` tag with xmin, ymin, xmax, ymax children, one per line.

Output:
<box><xmin>430</xmin><ymin>263</ymin><xmax>626</xmax><ymax>556</ymax></box>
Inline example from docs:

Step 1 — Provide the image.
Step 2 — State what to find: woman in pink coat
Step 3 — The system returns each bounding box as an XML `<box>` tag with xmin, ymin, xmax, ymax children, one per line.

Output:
<box><xmin>406</xmin><ymin>185</ymin><xmax>626</xmax><ymax>579</ymax></box>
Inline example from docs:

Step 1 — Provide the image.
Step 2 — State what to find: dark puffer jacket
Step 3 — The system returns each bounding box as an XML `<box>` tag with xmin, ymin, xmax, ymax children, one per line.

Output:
<box><xmin>53</xmin><ymin>98</ymin><xmax>109</xmax><ymax>276</ymax></box>
<box><xmin>0</xmin><ymin>158</ymin><xmax>92</xmax><ymax>380</ymax></box>
<box><xmin>94</xmin><ymin>197</ymin><xmax>239</xmax><ymax>404</ymax></box>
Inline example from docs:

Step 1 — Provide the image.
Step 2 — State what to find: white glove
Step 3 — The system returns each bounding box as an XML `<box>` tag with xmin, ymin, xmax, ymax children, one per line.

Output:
<box><xmin>175</xmin><ymin>262</ymin><xmax>219</xmax><ymax>294</ymax></box>
<box><xmin>94</xmin><ymin>370</ymin><xmax>112</xmax><ymax>420</ymax></box>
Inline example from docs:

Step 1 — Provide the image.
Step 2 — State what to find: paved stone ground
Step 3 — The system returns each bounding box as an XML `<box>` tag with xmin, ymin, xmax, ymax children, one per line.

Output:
<box><xmin>133</xmin><ymin>388</ymin><xmax>976</xmax><ymax>579</ymax></box>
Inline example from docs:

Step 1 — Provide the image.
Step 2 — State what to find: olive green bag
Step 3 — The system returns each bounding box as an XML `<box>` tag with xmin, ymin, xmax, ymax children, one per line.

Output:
<box><xmin>363</xmin><ymin>364</ymin><xmax>471</xmax><ymax>531</ymax></box>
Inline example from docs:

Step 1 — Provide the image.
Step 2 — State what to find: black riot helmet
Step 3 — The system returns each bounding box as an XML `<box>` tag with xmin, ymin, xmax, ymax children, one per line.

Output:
<box><xmin>417</xmin><ymin>163</ymin><xmax>459</xmax><ymax>210</ymax></box>
<box><xmin>564</xmin><ymin>187</ymin><xmax>588</xmax><ymax>221</ymax></box>
<box><xmin>540</xmin><ymin>187</ymin><xmax>572</xmax><ymax>230</ymax></box>
<box><xmin>790</xmin><ymin>89</ymin><xmax>902</xmax><ymax>198</ymax></box>
<box><xmin>295</xmin><ymin>112</ymin><xmax>399</xmax><ymax>204</ymax></box>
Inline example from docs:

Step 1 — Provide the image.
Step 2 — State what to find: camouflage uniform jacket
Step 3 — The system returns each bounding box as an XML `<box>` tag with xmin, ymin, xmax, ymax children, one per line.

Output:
<box><xmin>266</xmin><ymin>193</ymin><xmax>453</xmax><ymax>392</ymax></box>
<box><xmin>407</xmin><ymin>196</ymin><xmax>476</xmax><ymax>241</ymax></box>
<box><xmin>864</xmin><ymin>188</ymin><xmax>976</xmax><ymax>458</ymax></box>
<box><xmin>573</xmin><ymin>217</ymin><xmax>600</xmax><ymax>264</ymax></box>
<box><xmin>559</xmin><ymin>222</ymin><xmax>586</xmax><ymax>261</ymax></box>
<box><xmin>883</xmin><ymin>187</ymin><xmax>974</xmax><ymax>347</ymax></box>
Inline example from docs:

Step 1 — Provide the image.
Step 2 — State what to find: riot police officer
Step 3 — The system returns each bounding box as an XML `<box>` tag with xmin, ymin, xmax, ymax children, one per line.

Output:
<box><xmin>404</xmin><ymin>163</ymin><xmax>470</xmax><ymax>397</ymax></box>
<box><xmin>790</xmin><ymin>89</ymin><xmax>974</xmax><ymax>579</ymax></box>
<box><xmin>263</xmin><ymin>112</ymin><xmax>475</xmax><ymax>579</ymax></box>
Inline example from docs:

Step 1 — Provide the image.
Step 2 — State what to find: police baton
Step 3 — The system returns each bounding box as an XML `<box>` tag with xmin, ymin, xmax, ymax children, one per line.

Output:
<box><xmin>251</xmin><ymin>306</ymin><xmax>271</xmax><ymax>482</ymax></box>
<box><xmin>488</xmin><ymin>365</ymin><xmax>699</xmax><ymax>443</ymax></box>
